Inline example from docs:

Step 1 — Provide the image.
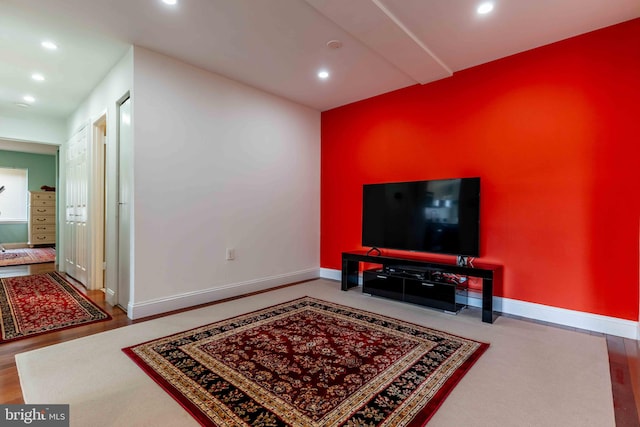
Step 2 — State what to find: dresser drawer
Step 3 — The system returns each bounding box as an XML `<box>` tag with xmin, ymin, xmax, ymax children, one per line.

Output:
<box><xmin>31</xmin><ymin>215</ymin><xmax>55</xmax><ymax>225</ymax></box>
<box><xmin>31</xmin><ymin>199</ymin><xmax>56</xmax><ymax>207</ymax></box>
<box><xmin>30</xmin><ymin>233</ymin><xmax>55</xmax><ymax>244</ymax></box>
<box><xmin>31</xmin><ymin>206</ymin><xmax>56</xmax><ymax>216</ymax></box>
<box><xmin>31</xmin><ymin>224</ymin><xmax>56</xmax><ymax>234</ymax></box>
<box><xmin>31</xmin><ymin>192</ymin><xmax>56</xmax><ymax>202</ymax></box>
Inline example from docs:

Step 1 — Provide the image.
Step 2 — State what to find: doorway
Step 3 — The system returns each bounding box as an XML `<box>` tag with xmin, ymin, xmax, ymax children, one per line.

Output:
<box><xmin>116</xmin><ymin>96</ymin><xmax>132</xmax><ymax>311</ymax></box>
<box><xmin>89</xmin><ymin>115</ymin><xmax>107</xmax><ymax>290</ymax></box>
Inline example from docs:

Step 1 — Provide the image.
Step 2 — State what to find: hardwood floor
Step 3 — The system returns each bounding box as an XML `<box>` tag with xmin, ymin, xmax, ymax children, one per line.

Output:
<box><xmin>0</xmin><ymin>262</ymin><xmax>638</xmax><ymax>426</ymax></box>
<box><xmin>0</xmin><ymin>263</ymin><xmax>133</xmax><ymax>404</ymax></box>
<box><xmin>608</xmin><ymin>335</ymin><xmax>640</xmax><ymax>427</ymax></box>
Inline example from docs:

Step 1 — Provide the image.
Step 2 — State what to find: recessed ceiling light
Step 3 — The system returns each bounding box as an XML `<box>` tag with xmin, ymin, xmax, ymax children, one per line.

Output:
<box><xmin>477</xmin><ymin>2</ymin><xmax>494</xmax><ymax>14</ymax></box>
<box><xmin>41</xmin><ymin>40</ymin><xmax>58</xmax><ymax>50</ymax></box>
<box><xmin>23</xmin><ymin>95</ymin><xmax>35</xmax><ymax>103</ymax></box>
<box><xmin>162</xmin><ymin>0</ymin><xmax>177</xmax><ymax>5</ymax></box>
<box><xmin>318</xmin><ymin>70</ymin><xmax>330</xmax><ymax>79</ymax></box>
<box><xmin>32</xmin><ymin>73</ymin><xmax>45</xmax><ymax>82</ymax></box>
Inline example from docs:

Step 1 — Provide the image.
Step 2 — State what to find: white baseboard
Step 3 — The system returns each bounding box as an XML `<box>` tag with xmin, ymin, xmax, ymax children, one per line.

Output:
<box><xmin>493</xmin><ymin>296</ymin><xmax>638</xmax><ymax>339</ymax></box>
<box><xmin>0</xmin><ymin>242</ymin><xmax>28</xmax><ymax>249</ymax></box>
<box><xmin>128</xmin><ymin>268</ymin><xmax>320</xmax><ymax>320</ymax></box>
<box><xmin>104</xmin><ymin>288</ymin><xmax>116</xmax><ymax>307</ymax></box>
<box><xmin>320</xmin><ymin>268</ymin><xmax>639</xmax><ymax>339</ymax></box>
<box><xmin>319</xmin><ymin>268</ymin><xmax>341</xmax><ymax>281</ymax></box>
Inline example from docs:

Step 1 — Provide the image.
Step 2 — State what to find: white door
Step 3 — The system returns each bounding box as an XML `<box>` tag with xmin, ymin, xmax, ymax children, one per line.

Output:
<box><xmin>64</xmin><ymin>125</ymin><xmax>89</xmax><ymax>285</ymax></box>
<box><xmin>117</xmin><ymin>98</ymin><xmax>132</xmax><ymax>310</ymax></box>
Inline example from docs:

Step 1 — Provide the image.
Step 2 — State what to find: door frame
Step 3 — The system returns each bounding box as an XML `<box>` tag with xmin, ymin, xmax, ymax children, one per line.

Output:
<box><xmin>115</xmin><ymin>94</ymin><xmax>132</xmax><ymax>313</ymax></box>
<box><xmin>102</xmin><ymin>92</ymin><xmax>132</xmax><ymax>309</ymax></box>
<box><xmin>88</xmin><ymin>112</ymin><xmax>107</xmax><ymax>290</ymax></box>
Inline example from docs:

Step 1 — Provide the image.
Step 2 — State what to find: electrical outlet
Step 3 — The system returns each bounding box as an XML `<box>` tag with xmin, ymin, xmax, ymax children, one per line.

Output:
<box><xmin>226</xmin><ymin>248</ymin><xmax>235</xmax><ymax>260</ymax></box>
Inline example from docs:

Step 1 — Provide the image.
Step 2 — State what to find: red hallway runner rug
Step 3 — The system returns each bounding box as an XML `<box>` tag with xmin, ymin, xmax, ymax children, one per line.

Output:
<box><xmin>0</xmin><ymin>247</ymin><xmax>56</xmax><ymax>267</ymax></box>
<box><xmin>124</xmin><ymin>297</ymin><xmax>488</xmax><ymax>426</ymax></box>
<box><xmin>0</xmin><ymin>272</ymin><xmax>110</xmax><ymax>343</ymax></box>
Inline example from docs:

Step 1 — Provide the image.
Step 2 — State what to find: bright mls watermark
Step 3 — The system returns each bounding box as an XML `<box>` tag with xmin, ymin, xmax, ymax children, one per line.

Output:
<box><xmin>0</xmin><ymin>405</ymin><xmax>69</xmax><ymax>426</ymax></box>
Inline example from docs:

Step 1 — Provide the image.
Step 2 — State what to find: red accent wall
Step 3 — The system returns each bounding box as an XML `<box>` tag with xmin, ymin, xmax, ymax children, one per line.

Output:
<box><xmin>321</xmin><ymin>19</ymin><xmax>640</xmax><ymax>321</ymax></box>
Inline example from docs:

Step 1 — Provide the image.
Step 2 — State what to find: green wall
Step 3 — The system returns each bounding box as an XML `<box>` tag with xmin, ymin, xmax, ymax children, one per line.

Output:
<box><xmin>0</xmin><ymin>150</ymin><xmax>57</xmax><ymax>244</ymax></box>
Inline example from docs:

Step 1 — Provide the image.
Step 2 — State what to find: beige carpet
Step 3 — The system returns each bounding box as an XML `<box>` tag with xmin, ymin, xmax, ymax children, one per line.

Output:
<box><xmin>16</xmin><ymin>279</ymin><xmax>614</xmax><ymax>427</ymax></box>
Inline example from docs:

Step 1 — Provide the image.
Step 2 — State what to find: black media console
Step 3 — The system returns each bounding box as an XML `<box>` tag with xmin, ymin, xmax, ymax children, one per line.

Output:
<box><xmin>341</xmin><ymin>250</ymin><xmax>502</xmax><ymax>323</ymax></box>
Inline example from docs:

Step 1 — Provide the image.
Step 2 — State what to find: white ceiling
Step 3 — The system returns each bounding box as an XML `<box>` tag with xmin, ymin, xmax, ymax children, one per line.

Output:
<box><xmin>1</xmin><ymin>0</ymin><xmax>638</xmax><ymax>120</ymax></box>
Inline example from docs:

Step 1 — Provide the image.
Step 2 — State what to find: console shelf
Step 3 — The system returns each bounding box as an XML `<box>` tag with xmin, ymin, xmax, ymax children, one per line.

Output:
<box><xmin>341</xmin><ymin>250</ymin><xmax>502</xmax><ymax>323</ymax></box>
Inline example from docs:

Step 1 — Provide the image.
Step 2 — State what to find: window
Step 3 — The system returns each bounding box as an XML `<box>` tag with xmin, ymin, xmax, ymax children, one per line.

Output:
<box><xmin>0</xmin><ymin>168</ymin><xmax>28</xmax><ymax>223</ymax></box>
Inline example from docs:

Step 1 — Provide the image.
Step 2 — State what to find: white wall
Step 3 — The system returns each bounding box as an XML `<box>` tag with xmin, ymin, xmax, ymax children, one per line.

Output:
<box><xmin>0</xmin><ymin>138</ymin><xmax>58</xmax><ymax>155</ymax></box>
<box><xmin>0</xmin><ymin>114</ymin><xmax>65</xmax><ymax>145</ymax></box>
<box><xmin>130</xmin><ymin>47</ymin><xmax>320</xmax><ymax>315</ymax></box>
<box><xmin>67</xmin><ymin>47</ymin><xmax>133</xmax><ymax>135</ymax></box>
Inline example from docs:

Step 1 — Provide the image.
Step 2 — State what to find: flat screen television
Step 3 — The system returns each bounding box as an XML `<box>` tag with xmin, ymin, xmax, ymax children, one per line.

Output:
<box><xmin>362</xmin><ymin>177</ymin><xmax>480</xmax><ymax>256</ymax></box>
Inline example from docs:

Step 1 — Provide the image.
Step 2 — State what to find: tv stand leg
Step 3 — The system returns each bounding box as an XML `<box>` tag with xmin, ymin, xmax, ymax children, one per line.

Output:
<box><xmin>482</xmin><ymin>277</ymin><xmax>494</xmax><ymax>323</ymax></box>
<box><xmin>341</xmin><ymin>258</ymin><xmax>360</xmax><ymax>291</ymax></box>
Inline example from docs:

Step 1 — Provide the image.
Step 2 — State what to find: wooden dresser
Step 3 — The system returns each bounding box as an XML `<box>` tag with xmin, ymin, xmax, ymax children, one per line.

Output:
<box><xmin>28</xmin><ymin>191</ymin><xmax>56</xmax><ymax>247</ymax></box>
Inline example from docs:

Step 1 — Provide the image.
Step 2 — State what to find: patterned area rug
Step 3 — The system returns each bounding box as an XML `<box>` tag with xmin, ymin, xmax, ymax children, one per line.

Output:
<box><xmin>0</xmin><ymin>247</ymin><xmax>56</xmax><ymax>267</ymax></box>
<box><xmin>0</xmin><ymin>272</ymin><xmax>111</xmax><ymax>343</ymax></box>
<box><xmin>124</xmin><ymin>297</ymin><xmax>488</xmax><ymax>426</ymax></box>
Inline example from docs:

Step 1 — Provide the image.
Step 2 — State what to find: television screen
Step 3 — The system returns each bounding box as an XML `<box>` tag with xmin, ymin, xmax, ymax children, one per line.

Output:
<box><xmin>362</xmin><ymin>178</ymin><xmax>480</xmax><ymax>256</ymax></box>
